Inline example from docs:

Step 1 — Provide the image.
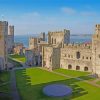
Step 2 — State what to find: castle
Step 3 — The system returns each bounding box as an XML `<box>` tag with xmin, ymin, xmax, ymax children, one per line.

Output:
<box><xmin>42</xmin><ymin>25</ymin><xmax>100</xmax><ymax>77</ymax></box>
<box><xmin>1</xmin><ymin>20</ymin><xmax>100</xmax><ymax>77</ymax></box>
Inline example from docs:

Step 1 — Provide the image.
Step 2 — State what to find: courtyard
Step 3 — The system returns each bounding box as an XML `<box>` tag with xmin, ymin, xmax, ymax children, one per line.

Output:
<box><xmin>0</xmin><ymin>71</ymin><xmax>11</xmax><ymax>100</ymax></box>
<box><xmin>15</xmin><ymin>67</ymin><xmax>100</xmax><ymax>100</ymax></box>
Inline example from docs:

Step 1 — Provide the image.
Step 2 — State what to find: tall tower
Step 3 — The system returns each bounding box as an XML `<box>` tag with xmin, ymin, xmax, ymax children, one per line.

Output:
<box><xmin>39</xmin><ymin>32</ymin><xmax>45</xmax><ymax>41</ymax></box>
<box><xmin>48</xmin><ymin>29</ymin><xmax>70</xmax><ymax>47</ymax></box>
<box><xmin>8</xmin><ymin>25</ymin><xmax>14</xmax><ymax>53</ymax></box>
<box><xmin>0</xmin><ymin>21</ymin><xmax>8</xmax><ymax>70</ymax></box>
<box><xmin>9</xmin><ymin>25</ymin><xmax>14</xmax><ymax>42</ymax></box>
<box><xmin>92</xmin><ymin>24</ymin><xmax>100</xmax><ymax>77</ymax></box>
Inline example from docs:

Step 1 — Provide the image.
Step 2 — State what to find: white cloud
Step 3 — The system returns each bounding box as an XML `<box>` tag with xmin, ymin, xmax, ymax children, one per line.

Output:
<box><xmin>61</xmin><ymin>7</ymin><xmax>76</xmax><ymax>15</ymax></box>
<box><xmin>7</xmin><ymin>10</ymin><xmax>99</xmax><ymax>36</ymax></box>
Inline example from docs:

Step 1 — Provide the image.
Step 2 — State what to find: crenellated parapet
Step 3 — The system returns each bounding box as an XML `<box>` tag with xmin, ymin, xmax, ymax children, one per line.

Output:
<box><xmin>64</xmin><ymin>42</ymin><xmax>92</xmax><ymax>49</ymax></box>
<box><xmin>48</xmin><ymin>29</ymin><xmax>70</xmax><ymax>46</ymax></box>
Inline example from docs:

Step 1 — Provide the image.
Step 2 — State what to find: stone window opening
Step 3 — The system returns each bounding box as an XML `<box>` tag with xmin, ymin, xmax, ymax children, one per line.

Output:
<box><xmin>76</xmin><ymin>66</ymin><xmax>80</xmax><ymax>70</ymax></box>
<box><xmin>99</xmin><ymin>54</ymin><xmax>100</xmax><ymax>58</ymax></box>
<box><xmin>76</xmin><ymin>52</ymin><xmax>80</xmax><ymax>59</ymax></box>
<box><xmin>65</xmin><ymin>54</ymin><xmax>67</xmax><ymax>57</ymax></box>
<box><xmin>54</xmin><ymin>39</ymin><xmax>56</xmax><ymax>44</ymax></box>
<box><xmin>84</xmin><ymin>67</ymin><xmax>88</xmax><ymax>71</ymax></box>
<box><xmin>68</xmin><ymin>64</ymin><xmax>72</xmax><ymax>69</ymax></box>
<box><xmin>68</xmin><ymin>55</ymin><xmax>70</xmax><ymax>58</ymax></box>
<box><xmin>86</xmin><ymin>57</ymin><xmax>88</xmax><ymax>59</ymax></box>
<box><xmin>52</xmin><ymin>38</ymin><xmax>53</xmax><ymax>44</ymax></box>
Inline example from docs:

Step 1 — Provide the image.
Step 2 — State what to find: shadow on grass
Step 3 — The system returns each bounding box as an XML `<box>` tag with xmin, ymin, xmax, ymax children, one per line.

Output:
<box><xmin>77</xmin><ymin>75</ymin><xmax>96</xmax><ymax>81</ymax></box>
<box><xmin>16</xmin><ymin>69</ymin><xmax>93</xmax><ymax>100</ymax></box>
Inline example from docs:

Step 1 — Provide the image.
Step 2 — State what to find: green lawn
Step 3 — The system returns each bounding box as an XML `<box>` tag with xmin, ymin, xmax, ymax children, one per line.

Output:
<box><xmin>54</xmin><ymin>69</ymin><xmax>95</xmax><ymax>81</ymax></box>
<box><xmin>9</xmin><ymin>54</ymin><xmax>26</xmax><ymax>63</ymax></box>
<box><xmin>96</xmin><ymin>81</ymin><xmax>100</xmax><ymax>85</ymax></box>
<box><xmin>54</xmin><ymin>69</ymin><xmax>90</xmax><ymax>77</ymax></box>
<box><xmin>0</xmin><ymin>71</ymin><xmax>11</xmax><ymax>100</ymax></box>
<box><xmin>16</xmin><ymin>68</ymin><xmax>100</xmax><ymax>100</ymax></box>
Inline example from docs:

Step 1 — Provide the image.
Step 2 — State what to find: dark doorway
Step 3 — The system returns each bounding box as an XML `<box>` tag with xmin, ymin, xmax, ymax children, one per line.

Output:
<box><xmin>68</xmin><ymin>64</ymin><xmax>72</xmax><ymax>69</ymax></box>
<box><xmin>84</xmin><ymin>67</ymin><xmax>88</xmax><ymax>71</ymax></box>
<box><xmin>76</xmin><ymin>66</ymin><xmax>80</xmax><ymax>70</ymax></box>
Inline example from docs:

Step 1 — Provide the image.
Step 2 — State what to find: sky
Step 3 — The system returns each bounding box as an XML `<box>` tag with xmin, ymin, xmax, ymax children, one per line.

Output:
<box><xmin>0</xmin><ymin>0</ymin><xmax>100</xmax><ymax>35</ymax></box>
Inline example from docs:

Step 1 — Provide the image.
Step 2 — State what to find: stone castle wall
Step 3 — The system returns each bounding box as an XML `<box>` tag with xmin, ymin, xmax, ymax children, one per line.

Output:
<box><xmin>60</xmin><ymin>44</ymin><xmax>92</xmax><ymax>72</ymax></box>
<box><xmin>0</xmin><ymin>21</ymin><xmax>8</xmax><ymax>70</ymax></box>
<box><xmin>42</xmin><ymin>25</ymin><xmax>100</xmax><ymax>77</ymax></box>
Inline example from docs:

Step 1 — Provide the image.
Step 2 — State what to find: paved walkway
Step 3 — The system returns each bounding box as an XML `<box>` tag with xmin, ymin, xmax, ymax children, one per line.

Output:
<box><xmin>10</xmin><ymin>69</ymin><xmax>20</xmax><ymax>100</ymax></box>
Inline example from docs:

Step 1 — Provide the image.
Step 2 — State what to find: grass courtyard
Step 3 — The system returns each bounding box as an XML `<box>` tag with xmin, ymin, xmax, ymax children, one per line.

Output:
<box><xmin>9</xmin><ymin>54</ymin><xmax>26</xmax><ymax>63</ymax></box>
<box><xmin>0</xmin><ymin>71</ymin><xmax>11</xmax><ymax>100</ymax></box>
<box><xmin>54</xmin><ymin>69</ymin><xmax>96</xmax><ymax>81</ymax></box>
<box><xmin>96</xmin><ymin>81</ymin><xmax>100</xmax><ymax>85</ymax></box>
<box><xmin>16</xmin><ymin>68</ymin><xmax>100</xmax><ymax>100</ymax></box>
<box><xmin>54</xmin><ymin>68</ymin><xmax>90</xmax><ymax>77</ymax></box>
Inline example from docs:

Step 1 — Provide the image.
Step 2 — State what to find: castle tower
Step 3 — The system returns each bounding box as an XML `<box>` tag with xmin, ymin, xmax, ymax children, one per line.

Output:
<box><xmin>92</xmin><ymin>24</ymin><xmax>100</xmax><ymax>77</ymax></box>
<box><xmin>9</xmin><ymin>25</ymin><xmax>14</xmax><ymax>36</ymax></box>
<box><xmin>39</xmin><ymin>32</ymin><xmax>45</xmax><ymax>41</ymax></box>
<box><xmin>48</xmin><ymin>29</ymin><xmax>70</xmax><ymax>47</ymax></box>
<box><xmin>8</xmin><ymin>25</ymin><xmax>14</xmax><ymax>53</ymax></box>
<box><xmin>29</xmin><ymin>37</ymin><xmax>38</xmax><ymax>49</ymax></box>
<box><xmin>0</xmin><ymin>21</ymin><xmax>8</xmax><ymax>70</ymax></box>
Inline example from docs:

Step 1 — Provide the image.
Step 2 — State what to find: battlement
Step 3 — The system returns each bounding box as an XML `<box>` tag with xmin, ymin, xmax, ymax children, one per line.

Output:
<box><xmin>0</xmin><ymin>21</ymin><xmax>8</xmax><ymax>25</ymax></box>
<box><xmin>64</xmin><ymin>42</ymin><xmax>92</xmax><ymax>49</ymax></box>
<box><xmin>96</xmin><ymin>24</ymin><xmax>100</xmax><ymax>29</ymax></box>
<box><xmin>8</xmin><ymin>25</ymin><xmax>14</xmax><ymax>35</ymax></box>
<box><xmin>48</xmin><ymin>29</ymin><xmax>70</xmax><ymax>36</ymax></box>
<box><xmin>95</xmin><ymin>24</ymin><xmax>100</xmax><ymax>34</ymax></box>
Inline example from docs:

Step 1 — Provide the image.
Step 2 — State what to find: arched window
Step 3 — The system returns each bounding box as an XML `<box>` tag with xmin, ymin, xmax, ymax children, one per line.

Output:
<box><xmin>54</xmin><ymin>39</ymin><xmax>56</xmax><ymax>44</ymax></box>
<box><xmin>98</xmin><ymin>54</ymin><xmax>100</xmax><ymax>58</ymax></box>
<box><xmin>52</xmin><ymin>38</ymin><xmax>53</xmax><ymax>44</ymax></box>
<box><xmin>84</xmin><ymin>67</ymin><xmax>88</xmax><ymax>71</ymax></box>
<box><xmin>76</xmin><ymin>52</ymin><xmax>80</xmax><ymax>59</ymax></box>
<box><xmin>86</xmin><ymin>57</ymin><xmax>88</xmax><ymax>59</ymax></box>
<box><xmin>76</xmin><ymin>66</ymin><xmax>80</xmax><ymax>70</ymax></box>
<box><xmin>68</xmin><ymin>64</ymin><xmax>72</xmax><ymax>69</ymax></box>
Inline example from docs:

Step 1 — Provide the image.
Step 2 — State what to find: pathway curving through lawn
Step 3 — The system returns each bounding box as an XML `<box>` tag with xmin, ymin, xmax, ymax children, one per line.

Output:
<box><xmin>10</xmin><ymin>69</ymin><xmax>20</xmax><ymax>100</ymax></box>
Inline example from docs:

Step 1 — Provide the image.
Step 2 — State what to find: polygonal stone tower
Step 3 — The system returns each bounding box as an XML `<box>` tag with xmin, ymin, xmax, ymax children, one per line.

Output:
<box><xmin>92</xmin><ymin>24</ymin><xmax>100</xmax><ymax>77</ymax></box>
<box><xmin>0</xmin><ymin>21</ymin><xmax>8</xmax><ymax>70</ymax></box>
<box><xmin>8</xmin><ymin>25</ymin><xmax>14</xmax><ymax>53</ymax></box>
<box><xmin>48</xmin><ymin>29</ymin><xmax>70</xmax><ymax>47</ymax></box>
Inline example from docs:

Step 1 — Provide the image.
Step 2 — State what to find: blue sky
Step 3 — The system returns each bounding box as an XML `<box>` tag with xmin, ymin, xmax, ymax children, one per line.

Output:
<box><xmin>0</xmin><ymin>0</ymin><xmax>100</xmax><ymax>35</ymax></box>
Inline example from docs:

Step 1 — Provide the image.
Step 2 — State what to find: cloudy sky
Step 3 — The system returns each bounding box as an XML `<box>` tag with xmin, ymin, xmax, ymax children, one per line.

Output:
<box><xmin>0</xmin><ymin>0</ymin><xmax>100</xmax><ymax>35</ymax></box>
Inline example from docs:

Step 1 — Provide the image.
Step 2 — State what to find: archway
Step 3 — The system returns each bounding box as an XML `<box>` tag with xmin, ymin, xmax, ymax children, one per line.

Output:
<box><xmin>76</xmin><ymin>66</ymin><xmax>80</xmax><ymax>70</ymax></box>
<box><xmin>68</xmin><ymin>64</ymin><xmax>72</xmax><ymax>69</ymax></box>
<box><xmin>84</xmin><ymin>67</ymin><xmax>88</xmax><ymax>71</ymax></box>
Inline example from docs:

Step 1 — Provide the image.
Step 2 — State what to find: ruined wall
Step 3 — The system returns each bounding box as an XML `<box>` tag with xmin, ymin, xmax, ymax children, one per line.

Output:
<box><xmin>60</xmin><ymin>44</ymin><xmax>92</xmax><ymax>72</ymax></box>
